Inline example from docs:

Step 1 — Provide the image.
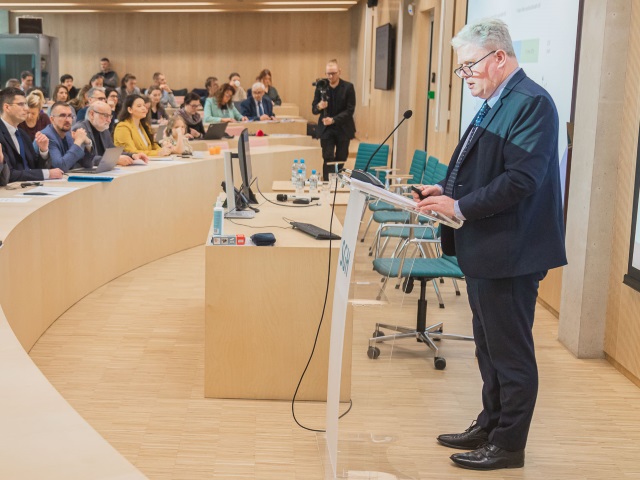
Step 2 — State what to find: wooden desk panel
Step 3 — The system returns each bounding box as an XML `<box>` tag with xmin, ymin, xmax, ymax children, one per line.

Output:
<box><xmin>204</xmin><ymin>196</ymin><xmax>352</xmax><ymax>401</ymax></box>
<box><xmin>227</xmin><ymin>119</ymin><xmax>307</xmax><ymax>136</ymax></box>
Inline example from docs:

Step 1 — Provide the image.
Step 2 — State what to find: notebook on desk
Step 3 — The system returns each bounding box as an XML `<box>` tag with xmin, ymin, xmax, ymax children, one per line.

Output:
<box><xmin>70</xmin><ymin>147</ymin><xmax>123</xmax><ymax>174</ymax></box>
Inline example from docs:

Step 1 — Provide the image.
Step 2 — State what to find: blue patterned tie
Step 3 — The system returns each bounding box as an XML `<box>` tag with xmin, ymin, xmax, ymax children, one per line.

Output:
<box><xmin>16</xmin><ymin>132</ymin><xmax>29</xmax><ymax>170</ymax></box>
<box><xmin>258</xmin><ymin>101</ymin><xmax>264</xmax><ymax>117</ymax></box>
<box><xmin>444</xmin><ymin>101</ymin><xmax>490</xmax><ymax>197</ymax></box>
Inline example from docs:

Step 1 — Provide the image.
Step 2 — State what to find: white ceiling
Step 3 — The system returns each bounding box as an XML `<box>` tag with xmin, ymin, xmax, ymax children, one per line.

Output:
<box><xmin>1</xmin><ymin>0</ymin><xmax>359</xmax><ymax>13</ymax></box>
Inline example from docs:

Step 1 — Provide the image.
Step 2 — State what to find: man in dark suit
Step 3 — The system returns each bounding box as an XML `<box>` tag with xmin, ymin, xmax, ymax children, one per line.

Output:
<box><xmin>415</xmin><ymin>19</ymin><xmax>567</xmax><ymax>470</ymax></box>
<box><xmin>0</xmin><ymin>87</ymin><xmax>63</xmax><ymax>183</ymax></box>
<box><xmin>240</xmin><ymin>82</ymin><xmax>275</xmax><ymax>121</ymax></box>
<box><xmin>312</xmin><ymin>59</ymin><xmax>356</xmax><ymax>180</ymax></box>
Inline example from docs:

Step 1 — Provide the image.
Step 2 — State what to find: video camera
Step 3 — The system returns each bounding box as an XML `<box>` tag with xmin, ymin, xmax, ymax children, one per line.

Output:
<box><xmin>312</xmin><ymin>78</ymin><xmax>329</xmax><ymax>103</ymax></box>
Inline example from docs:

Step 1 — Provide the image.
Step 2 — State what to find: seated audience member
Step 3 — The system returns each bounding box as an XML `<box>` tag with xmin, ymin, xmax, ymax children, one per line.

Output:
<box><xmin>147</xmin><ymin>86</ymin><xmax>169</xmax><ymax>125</ymax></box>
<box><xmin>204</xmin><ymin>83</ymin><xmax>247</xmax><ymax>123</ymax></box>
<box><xmin>146</xmin><ymin>72</ymin><xmax>177</xmax><ymax>108</ymax></box>
<box><xmin>203</xmin><ymin>76</ymin><xmax>219</xmax><ymax>104</ymax></box>
<box><xmin>0</xmin><ymin>142</ymin><xmax>9</xmax><ymax>185</ymax></box>
<box><xmin>47</xmin><ymin>84</ymin><xmax>70</xmax><ymax>115</ymax></box>
<box><xmin>229</xmin><ymin>73</ymin><xmax>247</xmax><ymax>102</ymax></box>
<box><xmin>61</xmin><ymin>74</ymin><xmax>79</xmax><ymax>99</ymax></box>
<box><xmin>98</xmin><ymin>57</ymin><xmax>119</xmax><ymax>89</ymax></box>
<box><xmin>256</xmin><ymin>69</ymin><xmax>282</xmax><ymax>106</ymax></box>
<box><xmin>177</xmin><ymin>92</ymin><xmax>205</xmax><ymax>138</ymax></box>
<box><xmin>68</xmin><ymin>84</ymin><xmax>91</xmax><ymax>113</ymax></box>
<box><xmin>105</xmin><ymin>87</ymin><xmax>120</xmax><ymax>132</ymax></box>
<box><xmin>117</xmin><ymin>73</ymin><xmax>141</xmax><ymax>98</ymax></box>
<box><xmin>73</xmin><ymin>101</ymin><xmax>147</xmax><ymax>166</ymax></box>
<box><xmin>240</xmin><ymin>82</ymin><xmax>275</xmax><ymax>121</ymax></box>
<box><xmin>113</xmin><ymin>94</ymin><xmax>170</xmax><ymax>157</ymax></box>
<box><xmin>5</xmin><ymin>79</ymin><xmax>20</xmax><ymax>89</ymax></box>
<box><xmin>40</xmin><ymin>102</ymin><xmax>93</xmax><ymax>172</ymax></box>
<box><xmin>75</xmin><ymin>87</ymin><xmax>107</xmax><ymax>122</ymax></box>
<box><xmin>0</xmin><ymin>87</ymin><xmax>63</xmax><ymax>182</ymax></box>
<box><xmin>161</xmin><ymin>115</ymin><xmax>193</xmax><ymax>155</ymax></box>
<box><xmin>90</xmin><ymin>73</ymin><xmax>105</xmax><ymax>88</ymax></box>
<box><xmin>20</xmin><ymin>71</ymin><xmax>34</xmax><ymax>92</ymax></box>
<box><xmin>18</xmin><ymin>90</ymin><xmax>51</xmax><ymax>141</ymax></box>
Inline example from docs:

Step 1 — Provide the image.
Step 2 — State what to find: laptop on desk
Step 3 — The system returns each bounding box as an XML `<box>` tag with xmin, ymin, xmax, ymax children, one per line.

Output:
<box><xmin>70</xmin><ymin>147</ymin><xmax>123</xmax><ymax>174</ymax></box>
<box><xmin>203</xmin><ymin>122</ymin><xmax>230</xmax><ymax>140</ymax></box>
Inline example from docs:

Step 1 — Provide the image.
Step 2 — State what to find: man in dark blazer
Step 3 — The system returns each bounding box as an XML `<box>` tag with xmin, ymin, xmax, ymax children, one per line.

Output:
<box><xmin>312</xmin><ymin>59</ymin><xmax>356</xmax><ymax>180</ymax></box>
<box><xmin>416</xmin><ymin>19</ymin><xmax>567</xmax><ymax>470</ymax></box>
<box><xmin>240</xmin><ymin>82</ymin><xmax>275</xmax><ymax>121</ymax></box>
<box><xmin>0</xmin><ymin>87</ymin><xmax>63</xmax><ymax>183</ymax></box>
<box><xmin>72</xmin><ymin>101</ymin><xmax>147</xmax><ymax>166</ymax></box>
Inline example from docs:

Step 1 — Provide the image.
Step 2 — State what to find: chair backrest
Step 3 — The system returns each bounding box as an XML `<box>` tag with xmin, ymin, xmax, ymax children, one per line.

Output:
<box><xmin>407</xmin><ymin>150</ymin><xmax>427</xmax><ymax>184</ymax></box>
<box><xmin>354</xmin><ymin>143</ymin><xmax>390</xmax><ymax>184</ymax></box>
<box><xmin>421</xmin><ymin>155</ymin><xmax>439</xmax><ymax>184</ymax></box>
<box><xmin>433</xmin><ymin>161</ymin><xmax>448</xmax><ymax>184</ymax></box>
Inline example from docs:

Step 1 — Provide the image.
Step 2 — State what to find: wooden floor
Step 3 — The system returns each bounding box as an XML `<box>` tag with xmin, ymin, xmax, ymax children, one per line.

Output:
<box><xmin>29</xmin><ymin>230</ymin><xmax>640</xmax><ymax>479</ymax></box>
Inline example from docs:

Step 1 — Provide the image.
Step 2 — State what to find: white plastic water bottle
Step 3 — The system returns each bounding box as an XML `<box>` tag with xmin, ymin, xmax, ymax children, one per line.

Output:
<box><xmin>295</xmin><ymin>169</ymin><xmax>305</xmax><ymax>195</ymax></box>
<box><xmin>300</xmin><ymin>159</ymin><xmax>307</xmax><ymax>181</ymax></box>
<box><xmin>309</xmin><ymin>170</ymin><xmax>319</xmax><ymax>195</ymax></box>
<box><xmin>291</xmin><ymin>159</ymin><xmax>299</xmax><ymax>183</ymax></box>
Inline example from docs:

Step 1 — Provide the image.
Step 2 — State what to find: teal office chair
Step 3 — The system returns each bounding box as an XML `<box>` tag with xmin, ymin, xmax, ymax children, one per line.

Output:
<box><xmin>361</xmin><ymin>150</ymin><xmax>428</xmax><ymax>242</ymax></box>
<box><xmin>368</xmin><ymin>254</ymin><xmax>473</xmax><ymax>369</ymax></box>
<box><xmin>326</xmin><ymin>142</ymin><xmax>389</xmax><ymax>182</ymax></box>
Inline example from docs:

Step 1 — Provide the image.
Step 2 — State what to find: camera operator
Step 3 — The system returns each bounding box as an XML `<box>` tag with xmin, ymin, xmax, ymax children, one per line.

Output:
<box><xmin>312</xmin><ymin>59</ymin><xmax>356</xmax><ymax>180</ymax></box>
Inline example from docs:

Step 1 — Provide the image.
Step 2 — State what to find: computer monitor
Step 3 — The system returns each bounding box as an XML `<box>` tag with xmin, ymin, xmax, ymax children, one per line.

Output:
<box><xmin>237</xmin><ymin>128</ymin><xmax>258</xmax><ymax>204</ymax></box>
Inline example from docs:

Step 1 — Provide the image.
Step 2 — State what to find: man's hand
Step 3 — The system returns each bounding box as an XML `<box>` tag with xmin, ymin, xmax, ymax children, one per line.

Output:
<box><xmin>72</xmin><ymin>128</ymin><xmax>88</xmax><ymax>146</ymax></box>
<box><xmin>161</xmin><ymin>84</ymin><xmax>172</xmax><ymax>93</ymax></box>
<box><xmin>317</xmin><ymin>100</ymin><xmax>328</xmax><ymax>110</ymax></box>
<box><xmin>132</xmin><ymin>153</ymin><xmax>149</xmax><ymax>164</ymax></box>
<box><xmin>48</xmin><ymin>168</ymin><xmax>64</xmax><ymax>179</ymax></box>
<box><xmin>411</xmin><ymin>185</ymin><xmax>443</xmax><ymax>202</ymax></box>
<box><xmin>322</xmin><ymin>117</ymin><xmax>334</xmax><ymax>126</ymax></box>
<box><xmin>34</xmin><ymin>131</ymin><xmax>49</xmax><ymax>152</ymax></box>
<box><xmin>259</xmin><ymin>114</ymin><xmax>271</xmax><ymax>121</ymax></box>
<box><xmin>417</xmin><ymin>195</ymin><xmax>456</xmax><ymax>219</ymax></box>
<box><xmin>189</xmin><ymin>128</ymin><xmax>201</xmax><ymax>138</ymax></box>
<box><xmin>0</xmin><ymin>143</ymin><xmax>4</xmax><ymax>164</ymax></box>
<box><xmin>117</xmin><ymin>155</ymin><xmax>133</xmax><ymax>166</ymax></box>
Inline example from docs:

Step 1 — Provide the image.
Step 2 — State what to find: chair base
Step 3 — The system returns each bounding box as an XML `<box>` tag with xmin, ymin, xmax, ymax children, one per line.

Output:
<box><xmin>368</xmin><ymin>322</ymin><xmax>473</xmax><ymax>369</ymax></box>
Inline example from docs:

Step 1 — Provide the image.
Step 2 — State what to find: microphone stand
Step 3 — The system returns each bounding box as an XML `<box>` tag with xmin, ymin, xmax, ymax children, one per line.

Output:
<box><xmin>349</xmin><ymin>112</ymin><xmax>412</xmax><ymax>187</ymax></box>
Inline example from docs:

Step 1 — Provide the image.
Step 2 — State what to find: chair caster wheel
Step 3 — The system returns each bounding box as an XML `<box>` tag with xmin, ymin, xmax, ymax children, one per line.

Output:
<box><xmin>402</xmin><ymin>277</ymin><xmax>414</xmax><ymax>294</ymax></box>
<box><xmin>434</xmin><ymin>357</ymin><xmax>446</xmax><ymax>370</ymax></box>
<box><xmin>367</xmin><ymin>346</ymin><xmax>380</xmax><ymax>359</ymax></box>
<box><xmin>372</xmin><ymin>330</ymin><xmax>385</xmax><ymax>338</ymax></box>
<box><xmin>439</xmin><ymin>278</ymin><xmax>444</xmax><ymax>284</ymax></box>
<box><xmin>456</xmin><ymin>291</ymin><xmax>461</xmax><ymax>296</ymax></box>
<box><xmin>439</xmin><ymin>303</ymin><xmax>445</xmax><ymax>309</ymax></box>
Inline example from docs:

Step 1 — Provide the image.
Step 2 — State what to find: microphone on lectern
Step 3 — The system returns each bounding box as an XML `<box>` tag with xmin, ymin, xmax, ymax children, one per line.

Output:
<box><xmin>349</xmin><ymin>110</ymin><xmax>413</xmax><ymax>187</ymax></box>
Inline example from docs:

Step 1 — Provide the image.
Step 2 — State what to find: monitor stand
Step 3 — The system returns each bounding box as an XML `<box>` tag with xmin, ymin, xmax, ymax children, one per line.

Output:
<box><xmin>223</xmin><ymin>151</ymin><xmax>256</xmax><ymax>219</ymax></box>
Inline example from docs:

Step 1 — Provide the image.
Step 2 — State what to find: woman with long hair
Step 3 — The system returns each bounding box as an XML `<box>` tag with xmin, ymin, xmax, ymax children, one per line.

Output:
<box><xmin>18</xmin><ymin>89</ymin><xmax>51</xmax><ymax>141</ymax></box>
<box><xmin>204</xmin><ymin>83</ymin><xmax>246</xmax><ymax>123</ymax></box>
<box><xmin>147</xmin><ymin>85</ymin><xmax>168</xmax><ymax>125</ymax></box>
<box><xmin>256</xmin><ymin>68</ymin><xmax>282</xmax><ymax>106</ymax></box>
<box><xmin>68</xmin><ymin>84</ymin><xmax>91</xmax><ymax>113</ymax></box>
<box><xmin>117</xmin><ymin>73</ymin><xmax>141</xmax><ymax>98</ymax></box>
<box><xmin>113</xmin><ymin>94</ymin><xmax>170</xmax><ymax>157</ymax></box>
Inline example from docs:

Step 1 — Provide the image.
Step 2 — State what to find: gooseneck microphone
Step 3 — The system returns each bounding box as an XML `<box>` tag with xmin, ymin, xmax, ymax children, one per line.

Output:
<box><xmin>349</xmin><ymin>109</ymin><xmax>413</xmax><ymax>187</ymax></box>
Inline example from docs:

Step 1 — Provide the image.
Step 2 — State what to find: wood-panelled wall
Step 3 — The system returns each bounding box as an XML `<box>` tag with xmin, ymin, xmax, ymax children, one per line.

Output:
<box><xmin>14</xmin><ymin>12</ymin><xmax>351</xmax><ymax>122</ymax></box>
<box><xmin>605</xmin><ymin>1</ymin><xmax>640</xmax><ymax>383</ymax></box>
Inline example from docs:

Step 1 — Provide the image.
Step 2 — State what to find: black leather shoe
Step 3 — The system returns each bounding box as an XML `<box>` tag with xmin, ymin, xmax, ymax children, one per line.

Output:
<box><xmin>450</xmin><ymin>443</ymin><xmax>524</xmax><ymax>470</ymax></box>
<box><xmin>437</xmin><ymin>421</ymin><xmax>489</xmax><ymax>449</ymax></box>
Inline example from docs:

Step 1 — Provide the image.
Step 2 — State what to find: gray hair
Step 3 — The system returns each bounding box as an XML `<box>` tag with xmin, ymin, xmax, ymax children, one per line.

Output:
<box><xmin>451</xmin><ymin>18</ymin><xmax>515</xmax><ymax>57</ymax></box>
<box><xmin>251</xmin><ymin>81</ymin><xmax>266</xmax><ymax>93</ymax></box>
<box><xmin>87</xmin><ymin>101</ymin><xmax>109</xmax><ymax>114</ymax></box>
<box><xmin>87</xmin><ymin>86</ymin><xmax>106</xmax><ymax>99</ymax></box>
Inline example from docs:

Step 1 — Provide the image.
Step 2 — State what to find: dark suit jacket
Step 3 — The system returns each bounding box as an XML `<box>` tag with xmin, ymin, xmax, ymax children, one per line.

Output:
<box><xmin>312</xmin><ymin>79</ymin><xmax>356</xmax><ymax>139</ymax></box>
<box><xmin>240</xmin><ymin>96</ymin><xmax>274</xmax><ymax>121</ymax></box>
<box><xmin>440</xmin><ymin>69</ymin><xmax>567</xmax><ymax>279</ymax></box>
<box><xmin>0</xmin><ymin>119</ymin><xmax>50</xmax><ymax>182</ymax></box>
<box><xmin>40</xmin><ymin>124</ymin><xmax>94</xmax><ymax>172</ymax></box>
<box><xmin>73</xmin><ymin>119</ymin><xmax>133</xmax><ymax>166</ymax></box>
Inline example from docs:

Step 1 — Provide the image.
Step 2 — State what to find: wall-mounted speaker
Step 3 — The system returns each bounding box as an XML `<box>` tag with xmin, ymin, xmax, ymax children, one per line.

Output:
<box><xmin>367</xmin><ymin>0</ymin><xmax>379</xmax><ymax>8</ymax></box>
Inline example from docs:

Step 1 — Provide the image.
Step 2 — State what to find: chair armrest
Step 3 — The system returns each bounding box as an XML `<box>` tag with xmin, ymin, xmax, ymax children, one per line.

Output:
<box><xmin>387</xmin><ymin>174</ymin><xmax>413</xmax><ymax>180</ymax></box>
<box><xmin>371</xmin><ymin>166</ymin><xmax>396</xmax><ymax>172</ymax></box>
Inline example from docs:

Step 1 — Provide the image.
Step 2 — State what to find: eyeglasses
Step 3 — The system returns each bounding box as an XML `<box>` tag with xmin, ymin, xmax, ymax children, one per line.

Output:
<box><xmin>9</xmin><ymin>102</ymin><xmax>28</xmax><ymax>108</ymax></box>
<box><xmin>52</xmin><ymin>114</ymin><xmax>74</xmax><ymax>119</ymax></box>
<box><xmin>326</xmin><ymin>71</ymin><xmax>339</xmax><ymax>76</ymax></box>
<box><xmin>94</xmin><ymin>111</ymin><xmax>113</xmax><ymax>119</ymax></box>
<box><xmin>454</xmin><ymin>50</ymin><xmax>497</xmax><ymax>78</ymax></box>
<box><xmin>93</xmin><ymin>97</ymin><xmax>107</xmax><ymax>101</ymax></box>
<box><xmin>188</xmin><ymin>103</ymin><xmax>200</xmax><ymax>108</ymax></box>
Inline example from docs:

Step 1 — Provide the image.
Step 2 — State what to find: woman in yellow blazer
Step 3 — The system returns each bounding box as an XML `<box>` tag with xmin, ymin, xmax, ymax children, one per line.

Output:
<box><xmin>114</xmin><ymin>94</ymin><xmax>170</xmax><ymax>157</ymax></box>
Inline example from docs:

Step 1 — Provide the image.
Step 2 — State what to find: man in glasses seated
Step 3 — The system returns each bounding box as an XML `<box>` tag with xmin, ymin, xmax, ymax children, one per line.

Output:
<box><xmin>0</xmin><ymin>87</ymin><xmax>62</xmax><ymax>183</ymax></box>
<box><xmin>40</xmin><ymin>102</ymin><xmax>94</xmax><ymax>172</ymax></box>
<box><xmin>75</xmin><ymin>87</ymin><xmax>108</xmax><ymax>123</ymax></box>
<box><xmin>73</xmin><ymin>101</ymin><xmax>148</xmax><ymax>167</ymax></box>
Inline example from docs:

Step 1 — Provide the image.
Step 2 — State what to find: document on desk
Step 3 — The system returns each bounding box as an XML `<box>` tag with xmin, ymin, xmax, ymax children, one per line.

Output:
<box><xmin>0</xmin><ymin>197</ymin><xmax>33</xmax><ymax>203</ymax></box>
<box><xmin>17</xmin><ymin>186</ymin><xmax>79</xmax><ymax>197</ymax></box>
<box><xmin>131</xmin><ymin>159</ymin><xmax>148</xmax><ymax>165</ymax></box>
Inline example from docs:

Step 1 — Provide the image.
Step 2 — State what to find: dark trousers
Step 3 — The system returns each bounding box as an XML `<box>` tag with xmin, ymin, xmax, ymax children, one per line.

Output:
<box><xmin>320</xmin><ymin>130</ymin><xmax>350</xmax><ymax>180</ymax></box>
<box><xmin>465</xmin><ymin>270</ymin><xmax>547</xmax><ymax>451</ymax></box>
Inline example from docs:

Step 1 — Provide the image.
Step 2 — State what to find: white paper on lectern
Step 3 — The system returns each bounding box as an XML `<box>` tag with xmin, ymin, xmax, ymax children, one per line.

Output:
<box><xmin>348</xmin><ymin>177</ymin><xmax>464</xmax><ymax>229</ymax></box>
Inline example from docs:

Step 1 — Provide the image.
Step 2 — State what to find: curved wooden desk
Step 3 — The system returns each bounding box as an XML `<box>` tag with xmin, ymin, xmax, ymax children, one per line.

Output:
<box><xmin>0</xmin><ymin>144</ymin><xmax>320</xmax><ymax>478</ymax></box>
